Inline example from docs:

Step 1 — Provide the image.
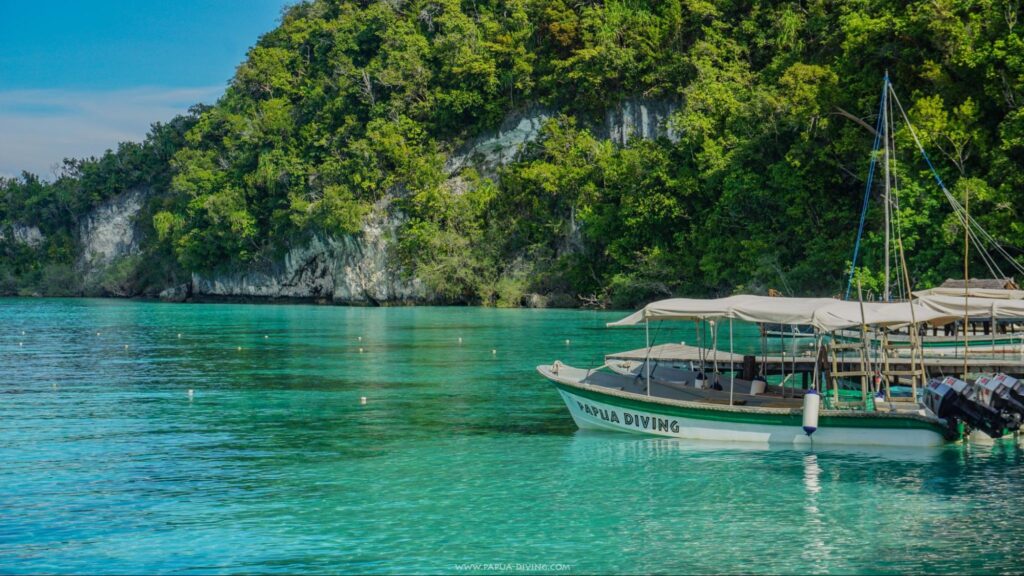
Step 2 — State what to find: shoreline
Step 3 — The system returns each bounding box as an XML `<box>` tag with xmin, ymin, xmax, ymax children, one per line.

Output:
<box><xmin>0</xmin><ymin>292</ymin><xmax>602</xmax><ymax>310</ymax></box>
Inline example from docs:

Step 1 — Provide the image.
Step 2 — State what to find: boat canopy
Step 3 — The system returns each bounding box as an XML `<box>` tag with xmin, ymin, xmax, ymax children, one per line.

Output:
<box><xmin>912</xmin><ymin>287</ymin><xmax>1024</xmax><ymax>300</ymax></box>
<box><xmin>608</xmin><ymin>294</ymin><xmax>1024</xmax><ymax>331</ymax></box>
<box><xmin>915</xmin><ymin>294</ymin><xmax>1024</xmax><ymax>320</ymax></box>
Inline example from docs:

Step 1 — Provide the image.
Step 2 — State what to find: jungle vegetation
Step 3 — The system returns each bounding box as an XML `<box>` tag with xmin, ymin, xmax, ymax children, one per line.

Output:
<box><xmin>3</xmin><ymin>0</ymin><xmax>1023</xmax><ymax>306</ymax></box>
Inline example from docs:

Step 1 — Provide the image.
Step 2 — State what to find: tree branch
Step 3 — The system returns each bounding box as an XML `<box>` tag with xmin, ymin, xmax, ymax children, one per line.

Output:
<box><xmin>831</xmin><ymin>106</ymin><xmax>878</xmax><ymax>137</ymax></box>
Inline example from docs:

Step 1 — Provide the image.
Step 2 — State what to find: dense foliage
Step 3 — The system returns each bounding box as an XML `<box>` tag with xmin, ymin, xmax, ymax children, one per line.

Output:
<box><xmin>0</xmin><ymin>112</ymin><xmax>200</xmax><ymax>295</ymax></box>
<box><xmin>3</xmin><ymin>0</ymin><xmax>1024</xmax><ymax>305</ymax></box>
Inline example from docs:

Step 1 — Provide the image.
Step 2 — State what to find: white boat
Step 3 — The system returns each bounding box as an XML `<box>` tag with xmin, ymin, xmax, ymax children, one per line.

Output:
<box><xmin>538</xmin><ymin>294</ymin><xmax>1024</xmax><ymax>447</ymax></box>
<box><xmin>540</xmin><ymin>363</ymin><xmax>948</xmax><ymax>447</ymax></box>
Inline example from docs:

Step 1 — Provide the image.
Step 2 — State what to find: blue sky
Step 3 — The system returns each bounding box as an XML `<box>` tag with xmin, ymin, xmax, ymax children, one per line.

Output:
<box><xmin>0</xmin><ymin>0</ymin><xmax>289</xmax><ymax>177</ymax></box>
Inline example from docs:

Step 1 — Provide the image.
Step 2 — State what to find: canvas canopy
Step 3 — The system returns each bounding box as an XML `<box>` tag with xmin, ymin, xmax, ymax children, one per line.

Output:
<box><xmin>915</xmin><ymin>294</ymin><xmax>1024</xmax><ymax>320</ymax></box>
<box><xmin>608</xmin><ymin>295</ymin><xmax>958</xmax><ymax>332</ymax></box>
<box><xmin>912</xmin><ymin>287</ymin><xmax>1024</xmax><ymax>300</ymax></box>
<box><xmin>610</xmin><ymin>294</ymin><xmax>1024</xmax><ymax>331</ymax></box>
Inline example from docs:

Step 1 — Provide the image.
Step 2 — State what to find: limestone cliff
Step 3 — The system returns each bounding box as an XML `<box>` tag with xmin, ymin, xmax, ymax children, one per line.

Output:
<box><xmin>70</xmin><ymin>98</ymin><xmax>679</xmax><ymax>304</ymax></box>
<box><xmin>447</xmin><ymin>98</ymin><xmax>680</xmax><ymax>178</ymax></box>
<box><xmin>186</xmin><ymin>201</ymin><xmax>426</xmax><ymax>304</ymax></box>
<box><xmin>78</xmin><ymin>189</ymin><xmax>146</xmax><ymax>268</ymax></box>
<box><xmin>0</xmin><ymin>224</ymin><xmax>44</xmax><ymax>247</ymax></box>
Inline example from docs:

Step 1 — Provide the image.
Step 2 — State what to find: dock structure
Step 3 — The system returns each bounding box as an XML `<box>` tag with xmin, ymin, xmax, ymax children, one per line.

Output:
<box><xmin>607</xmin><ymin>343</ymin><xmax>1024</xmax><ymax>379</ymax></box>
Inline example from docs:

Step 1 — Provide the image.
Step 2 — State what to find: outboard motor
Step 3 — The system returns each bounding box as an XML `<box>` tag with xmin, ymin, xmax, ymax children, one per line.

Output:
<box><xmin>975</xmin><ymin>374</ymin><xmax>1024</xmax><ymax>429</ymax></box>
<box><xmin>922</xmin><ymin>377</ymin><xmax>1013</xmax><ymax>439</ymax></box>
<box><xmin>993</xmin><ymin>373</ymin><xmax>1024</xmax><ymax>407</ymax></box>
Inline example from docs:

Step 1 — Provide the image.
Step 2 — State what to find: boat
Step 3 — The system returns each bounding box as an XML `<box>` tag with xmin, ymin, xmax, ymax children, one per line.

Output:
<box><xmin>538</xmin><ymin>294</ymin><xmax>1024</xmax><ymax>447</ymax></box>
<box><xmin>832</xmin><ymin>326</ymin><xmax>1023</xmax><ymax>355</ymax></box>
<box><xmin>540</xmin><ymin>362</ymin><xmax>948</xmax><ymax>447</ymax></box>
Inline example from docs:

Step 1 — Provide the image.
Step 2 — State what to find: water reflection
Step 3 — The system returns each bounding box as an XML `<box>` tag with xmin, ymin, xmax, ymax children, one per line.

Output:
<box><xmin>803</xmin><ymin>452</ymin><xmax>821</xmax><ymax>495</ymax></box>
<box><xmin>801</xmin><ymin>453</ymin><xmax>830</xmax><ymax>574</ymax></box>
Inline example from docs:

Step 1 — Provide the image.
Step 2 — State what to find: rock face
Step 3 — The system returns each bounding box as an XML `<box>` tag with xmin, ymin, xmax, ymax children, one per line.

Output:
<box><xmin>446</xmin><ymin>105</ymin><xmax>554</xmax><ymax>177</ymax></box>
<box><xmin>0</xmin><ymin>224</ymin><xmax>44</xmax><ymax>247</ymax></box>
<box><xmin>598</xmin><ymin>98</ymin><xmax>681</xmax><ymax>146</ymax></box>
<box><xmin>188</xmin><ymin>202</ymin><xmax>426</xmax><ymax>304</ymax></box>
<box><xmin>78</xmin><ymin>189</ymin><xmax>146</xmax><ymax>267</ymax></box>
<box><xmin>447</xmin><ymin>97</ymin><xmax>680</xmax><ymax>178</ymax></box>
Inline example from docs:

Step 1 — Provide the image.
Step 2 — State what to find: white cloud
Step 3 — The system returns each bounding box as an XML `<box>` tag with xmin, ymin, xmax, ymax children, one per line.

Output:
<box><xmin>0</xmin><ymin>86</ymin><xmax>224</xmax><ymax>179</ymax></box>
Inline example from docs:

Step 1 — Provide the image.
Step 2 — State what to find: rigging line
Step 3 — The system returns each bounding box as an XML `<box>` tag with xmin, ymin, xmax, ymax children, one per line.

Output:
<box><xmin>940</xmin><ymin>185</ymin><xmax>1004</xmax><ymax>251</ymax></box>
<box><xmin>942</xmin><ymin>184</ymin><xmax>1019</xmax><ymax>258</ymax></box>
<box><xmin>888</xmin><ymin>84</ymin><xmax>1024</xmax><ymax>277</ymax></box>
<box><xmin>942</xmin><ymin>187</ymin><xmax>1004</xmax><ymax>278</ymax></box>
<box><xmin>845</xmin><ymin>78</ymin><xmax>890</xmax><ymax>300</ymax></box>
<box><xmin>887</xmin><ymin>83</ymin><xmax>1016</xmax><ymax>275</ymax></box>
<box><xmin>942</xmin><ymin>194</ymin><xmax>1006</xmax><ymax>278</ymax></box>
<box><xmin>942</xmin><ymin>192</ymin><xmax>1021</xmax><ymax>276</ymax></box>
<box><xmin>885</xmin><ymin>85</ymin><xmax>998</xmax><ymax>276</ymax></box>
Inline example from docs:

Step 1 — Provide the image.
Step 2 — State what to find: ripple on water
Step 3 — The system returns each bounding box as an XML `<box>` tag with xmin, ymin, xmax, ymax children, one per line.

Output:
<box><xmin>1</xmin><ymin>298</ymin><xmax>1023</xmax><ymax>574</ymax></box>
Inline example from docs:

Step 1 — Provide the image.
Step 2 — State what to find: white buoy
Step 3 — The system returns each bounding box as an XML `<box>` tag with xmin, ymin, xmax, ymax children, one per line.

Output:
<box><xmin>360</xmin><ymin>396</ymin><xmax>367</xmax><ymax>405</ymax></box>
<box><xmin>124</xmin><ymin>344</ymin><xmax>129</xmax><ymax>350</ymax></box>
<box><xmin>187</xmin><ymin>389</ymin><xmax>194</xmax><ymax>400</ymax></box>
<box><xmin>96</xmin><ymin>332</ymin><xmax>101</xmax><ymax>336</ymax></box>
<box><xmin>264</xmin><ymin>335</ymin><xmax>269</xmax><ymax>339</ymax></box>
<box><xmin>357</xmin><ymin>336</ymin><xmax>363</xmax><ymax>342</ymax></box>
<box><xmin>492</xmin><ymin>349</ymin><xmax>497</xmax><ymax>355</ymax></box>
<box><xmin>21</xmin><ymin>330</ymin><xmax>25</xmax><ymax>335</ymax></box>
<box><xmin>237</xmin><ymin>346</ymin><xmax>242</xmax><ymax>351</ymax></box>
<box><xmin>177</xmin><ymin>333</ymin><xmax>182</xmax><ymax>338</ymax></box>
<box><xmin>19</xmin><ymin>342</ymin><xmax>24</xmax><ymax>347</ymax></box>
<box><xmin>802</xmin><ymin>389</ymin><xmax>820</xmax><ymax>436</ymax></box>
<box><xmin>458</xmin><ymin>337</ymin><xmax>463</xmax><ymax>344</ymax></box>
<box><xmin>565</xmin><ymin>339</ymin><xmax>571</xmax><ymax>345</ymax></box>
<box><xmin>359</xmin><ymin>347</ymin><xmax>364</xmax><ymax>353</ymax></box>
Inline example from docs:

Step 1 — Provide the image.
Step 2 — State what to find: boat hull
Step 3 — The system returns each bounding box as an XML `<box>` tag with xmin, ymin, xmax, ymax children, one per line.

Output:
<box><xmin>833</xmin><ymin>329</ymin><xmax>1022</xmax><ymax>354</ymax></box>
<box><xmin>551</xmin><ymin>380</ymin><xmax>948</xmax><ymax>448</ymax></box>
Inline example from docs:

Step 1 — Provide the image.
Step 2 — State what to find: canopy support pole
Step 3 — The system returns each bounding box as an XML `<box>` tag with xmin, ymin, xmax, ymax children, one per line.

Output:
<box><xmin>696</xmin><ymin>320</ymin><xmax>703</xmax><ymax>380</ymax></box>
<box><xmin>857</xmin><ymin>280</ymin><xmax>870</xmax><ymax>408</ymax></box>
<box><xmin>645</xmin><ymin>318</ymin><xmax>651</xmax><ymax>396</ymax></box>
<box><xmin>781</xmin><ymin>329</ymin><xmax>787</xmax><ymax>398</ymax></box>
<box><xmin>992</xmin><ymin>303</ymin><xmax>997</xmax><ymax>355</ymax></box>
<box><xmin>712</xmin><ymin>321</ymin><xmax>718</xmax><ymax>386</ymax></box>
<box><xmin>811</xmin><ymin>330</ymin><xmax>822</xmax><ymax>392</ymax></box>
<box><xmin>729</xmin><ymin>318</ymin><xmax>735</xmax><ymax>406</ymax></box>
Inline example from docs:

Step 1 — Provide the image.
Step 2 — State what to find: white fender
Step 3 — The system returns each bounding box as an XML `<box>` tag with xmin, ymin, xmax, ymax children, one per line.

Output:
<box><xmin>802</xmin><ymin>389</ymin><xmax>820</xmax><ymax>436</ymax></box>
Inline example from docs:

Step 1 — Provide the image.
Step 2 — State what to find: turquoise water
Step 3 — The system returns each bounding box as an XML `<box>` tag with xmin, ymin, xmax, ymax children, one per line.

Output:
<box><xmin>2</xmin><ymin>298</ymin><xmax>1023</xmax><ymax>574</ymax></box>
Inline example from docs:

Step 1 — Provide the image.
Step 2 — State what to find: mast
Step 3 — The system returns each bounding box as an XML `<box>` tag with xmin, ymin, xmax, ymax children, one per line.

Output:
<box><xmin>963</xmin><ymin>185</ymin><xmax>970</xmax><ymax>379</ymax></box>
<box><xmin>883</xmin><ymin>71</ymin><xmax>892</xmax><ymax>302</ymax></box>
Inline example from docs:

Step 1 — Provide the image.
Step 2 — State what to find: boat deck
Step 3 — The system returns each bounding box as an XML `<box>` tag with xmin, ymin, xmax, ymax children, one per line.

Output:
<box><xmin>570</xmin><ymin>366</ymin><xmax>804</xmax><ymax>409</ymax></box>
